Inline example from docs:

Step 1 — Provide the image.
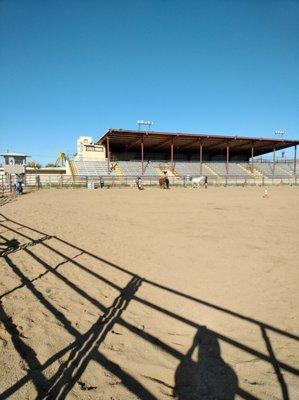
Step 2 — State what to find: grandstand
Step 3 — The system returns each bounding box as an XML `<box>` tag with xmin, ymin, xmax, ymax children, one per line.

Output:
<box><xmin>67</xmin><ymin>129</ymin><xmax>299</xmax><ymax>182</ymax></box>
<box><xmin>3</xmin><ymin>130</ymin><xmax>297</xmax><ymax>191</ymax></box>
<box><xmin>55</xmin><ymin>129</ymin><xmax>299</xmax><ymax>190</ymax></box>
<box><xmin>80</xmin><ymin>129</ymin><xmax>299</xmax><ymax>178</ymax></box>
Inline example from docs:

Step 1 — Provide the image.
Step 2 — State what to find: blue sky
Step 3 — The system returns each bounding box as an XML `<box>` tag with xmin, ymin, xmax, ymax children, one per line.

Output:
<box><xmin>0</xmin><ymin>0</ymin><xmax>298</xmax><ymax>164</ymax></box>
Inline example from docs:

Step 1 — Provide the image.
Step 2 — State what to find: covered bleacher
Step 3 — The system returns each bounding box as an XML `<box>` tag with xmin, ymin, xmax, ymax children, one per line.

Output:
<box><xmin>94</xmin><ymin>129</ymin><xmax>298</xmax><ymax>178</ymax></box>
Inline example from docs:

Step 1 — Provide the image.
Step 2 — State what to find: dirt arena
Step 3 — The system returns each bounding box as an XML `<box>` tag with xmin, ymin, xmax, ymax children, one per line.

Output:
<box><xmin>0</xmin><ymin>186</ymin><xmax>298</xmax><ymax>400</ymax></box>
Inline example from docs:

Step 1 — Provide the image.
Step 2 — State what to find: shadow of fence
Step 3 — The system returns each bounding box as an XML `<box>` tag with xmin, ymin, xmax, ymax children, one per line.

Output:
<box><xmin>0</xmin><ymin>212</ymin><xmax>298</xmax><ymax>399</ymax></box>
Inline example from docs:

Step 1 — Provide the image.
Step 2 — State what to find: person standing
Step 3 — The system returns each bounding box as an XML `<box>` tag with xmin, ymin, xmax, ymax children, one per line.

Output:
<box><xmin>204</xmin><ymin>176</ymin><xmax>208</xmax><ymax>189</ymax></box>
<box><xmin>36</xmin><ymin>175</ymin><xmax>40</xmax><ymax>190</ymax></box>
<box><xmin>16</xmin><ymin>174</ymin><xmax>23</xmax><ymax>194</ymax></box>
<box><xmin>136</xmin><ymin>176</ymin><xmax>144</xmax><ymax>190</ymax></box>
<box><xmin>164</xmin><ymin>171</ymin><xmax>170</xmax><ymax>189</ymax></box>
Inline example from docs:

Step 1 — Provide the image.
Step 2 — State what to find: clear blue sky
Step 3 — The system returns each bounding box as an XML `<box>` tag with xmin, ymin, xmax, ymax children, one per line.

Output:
<box><xmin>1</xmin><ymin>0</ymin><xmax>298</xmax><ymax>164</ymax></box>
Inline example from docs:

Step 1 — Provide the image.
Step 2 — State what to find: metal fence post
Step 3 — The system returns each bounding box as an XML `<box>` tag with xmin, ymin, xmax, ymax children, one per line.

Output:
<box><xmin>9</xmin><ymin>174</ymin><xmax>12</xmax><ymax>192</ymax></box>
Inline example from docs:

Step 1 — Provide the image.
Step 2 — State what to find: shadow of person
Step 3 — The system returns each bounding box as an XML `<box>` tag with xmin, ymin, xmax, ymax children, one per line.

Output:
<box><xmin>0</xmin><ymin>238</ymin><xmax>20</xmax><ymax>254</ymax></box>
<box><xmin>174</xmin><ymin>326</ymin><xmax>238</xmax><ymax>400</ymax></box>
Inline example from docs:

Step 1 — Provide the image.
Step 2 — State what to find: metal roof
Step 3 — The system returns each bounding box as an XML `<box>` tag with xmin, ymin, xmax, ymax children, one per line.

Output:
<box><xmin>0</xmin><ymin>152</ymin><xmax>30</xmax><ymax>157</ymax></box>
<box><xmin>96</xmin><ymin>129</ymin><xmax>299</xmax><ymax>157</ymax></box>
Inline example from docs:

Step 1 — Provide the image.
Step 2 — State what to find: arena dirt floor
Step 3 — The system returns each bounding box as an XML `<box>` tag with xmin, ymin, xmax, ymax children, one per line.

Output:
<box><xmin>0</xmin><ymin>186</ymin><xmax>298</xmax><ymax>400</ymax></box>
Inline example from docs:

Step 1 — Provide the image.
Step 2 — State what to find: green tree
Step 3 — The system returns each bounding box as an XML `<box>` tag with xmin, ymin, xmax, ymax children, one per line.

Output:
<box><xmin>27</xmin><ymin>161</ymin><xmax>42</xmax><ymax>169</ymax></box>
<box><xmin>45</xmin><ymin>163</ymin><xmax>57</xmax><ymax>167</ymax></box>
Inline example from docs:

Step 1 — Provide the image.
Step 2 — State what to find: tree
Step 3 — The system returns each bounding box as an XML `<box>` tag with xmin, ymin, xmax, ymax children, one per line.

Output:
<box><xmin>45</xmin><ymin>163</ymin><xmax>57</xmax><ymax>168</ymax></box>
<box><xmin>27</xmin><ymin>161</ymin><xmax>42</xmax><ymax>169</ymax></box>
<box><xmin>56</xmin><ymin>152</ymin><xmax>67</xmax><ymax>166</ymax></box>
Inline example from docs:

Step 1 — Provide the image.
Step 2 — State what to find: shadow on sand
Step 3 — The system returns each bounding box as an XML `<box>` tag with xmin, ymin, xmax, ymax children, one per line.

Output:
<box><xmin>0</xmin><ymin>237</ymin><xmax>20</xmax><ymax>255</ymax></box>
<box><xmin>0</xmin><ymin>212</ymin><xmax>297</xmax><ymax>400</ymax></box>
<box><xmin>174</xmin><ymin>326</ymin><xmax>238</xmax><ymax>400</ymax></box>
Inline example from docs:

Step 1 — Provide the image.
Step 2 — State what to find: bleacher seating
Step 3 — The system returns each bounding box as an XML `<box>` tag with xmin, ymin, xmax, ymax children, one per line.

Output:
<box><xmin>73</xmin><ymin>160</ymin><xmax>116</xmax><ymax>176</ymax></box>
<box><xmin>253</xmin><ymin>163</ymin><xmax>288</xmax><ymax>177</ymax></box>
<box><xmin>117</xmin><ymin>161</ymin><xmax>143</xmax><ymax>176</ymax></box>
<box><xmin>107</xmin><ymin>160</ymin><xmax>163</xmax><ymax>177</ymax></box>
<box><xmin>239</xmin><ymin>163</ymin><xmax>254</xmax><ymax>174</ymax></box>
<box><xmin>72</xmin><ymin>159</ymin><xmax>296</xmax><ymax>178</ymax></box>
<box><xmin>275</xmin><ymin>163</ymin><xmax>295</xmax><ymax>175</ymax></box>
<box><xmin>143</xmin><ymin>161</ymin><xmax>161</xmax><ymax>176</ymax></box>
<box><xmin>173</xmin><ymin>162</ymin><xmax>215</xmax><ymax>177</ymax></box>
<box><xmin>209</xmin><ymin>162</ymin><xmax>248</xmax><ymax>176</ymax></box>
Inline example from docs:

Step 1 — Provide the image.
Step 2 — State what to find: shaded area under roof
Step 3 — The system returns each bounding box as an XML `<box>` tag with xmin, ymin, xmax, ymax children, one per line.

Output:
<box><xmin>97</xmin><ymin>129</ymin><xmax>299</xmax><ymax>157</ymax></box>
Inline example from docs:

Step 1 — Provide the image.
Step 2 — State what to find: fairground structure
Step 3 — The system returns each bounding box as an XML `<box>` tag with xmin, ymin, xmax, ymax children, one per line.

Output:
<box><xmin>1</xmin><ymin>130</ymin><xmax>299</xmax><ymax>191</ymax></box>
<box><xmin>97</xmin><ymin>129</ymin><xmax>298</xmax><ymax>176</ymax></box>
<box><xmin>67</xmin><ymin>130</ymin><xmax>299</xmax><ymax>187</ymax></box>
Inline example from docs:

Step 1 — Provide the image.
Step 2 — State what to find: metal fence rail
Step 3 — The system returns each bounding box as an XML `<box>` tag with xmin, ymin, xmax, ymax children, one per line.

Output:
<box><xmin>1</xmin><ymin>174</ymin><xmax>298</xmax><ymax>194</ymax></box>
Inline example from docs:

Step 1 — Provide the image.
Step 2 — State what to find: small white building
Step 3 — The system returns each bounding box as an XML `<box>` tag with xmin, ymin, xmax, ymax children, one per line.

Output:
<box><xmin>0</xmin><ymin>152</ymin><xmax>30</xmax><ymax>175</ymax></box>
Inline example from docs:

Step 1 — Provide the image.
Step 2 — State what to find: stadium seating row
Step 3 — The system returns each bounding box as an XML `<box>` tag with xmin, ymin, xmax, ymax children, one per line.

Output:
<box><xmin>72</xmin><ymin>160</ymin><xmax>296</xmax><ymax>178</ymax></box>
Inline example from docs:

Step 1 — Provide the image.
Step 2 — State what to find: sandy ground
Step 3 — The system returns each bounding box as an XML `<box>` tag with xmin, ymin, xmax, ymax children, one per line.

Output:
<box><xmin>0</xmin><ymin>186</ymin><xmax>298</xmax><ymax>400</ymax></box>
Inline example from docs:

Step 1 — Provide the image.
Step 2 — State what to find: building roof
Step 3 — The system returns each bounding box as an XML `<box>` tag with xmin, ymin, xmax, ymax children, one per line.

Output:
<box><xmin>0</xmin><ymin>152</ymin><xmax>30</xmax><ymax>157</ymax></box>
<box><xmin>96</xmin><ymin>129</ymin><xmax>299</xmax><ymax>157</ymax></box>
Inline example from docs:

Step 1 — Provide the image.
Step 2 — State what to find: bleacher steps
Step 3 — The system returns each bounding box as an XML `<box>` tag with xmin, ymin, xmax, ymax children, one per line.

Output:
<box><xmin>276</xmin><ymin>164</ymin><xmax>293</xmax><ymax>176</ymax></box>
<box><xmin>114</xmin><ymin>163</ymin><xmax>123</xmax><ymax>176</ymax></box>
<box><xmin>238</xmin><ymin>163</ymin><xmax>254</xmax><ymax>177</ymax></box>
<box><xmin>68</xmin><ymin>160</ymin><xmax>77</xmax><ymax>181</ymax></box>
<box><xmin>203</xmin><ymin>163</ymin><xmax>218</xmax><ymax>176</ymax></box>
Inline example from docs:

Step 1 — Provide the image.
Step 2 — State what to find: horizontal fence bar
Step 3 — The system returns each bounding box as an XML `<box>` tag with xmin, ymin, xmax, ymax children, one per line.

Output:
<box><xmin>0</xmin><ymin>174</ymin><xmax>298</xmax><ymax>193</ymax></box>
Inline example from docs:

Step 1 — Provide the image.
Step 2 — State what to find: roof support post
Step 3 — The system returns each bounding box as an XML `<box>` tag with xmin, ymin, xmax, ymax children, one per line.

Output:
<box><xmin>251</xmin><ymin>142</ymin><xmax>254</xmax><ymax>173</ymax></box>
<box><xmin>170</xmin><ymin>137</ymin><xmax>174</xmax><ymax>171</ymax></box>
<box><xmin>106</xmin><ymin>136</ymin><xmax>110</xmax><ymax>174</ymax></box>
<box><xmin>141</xmin><ymin>135</ymin><xmax>144</xmax><ymax>174</ymax></box>
<box><xmin>199</xmin><ymin>140</ymin><xmax>203</xmax><ymax>175</ymax></box>
<box><xmin>226</xmin><ymin>141</ymin><xmax>230</xmax><ymax>175</ymax></box>
<box><xmin>272</xmin><ymin>146</ymin><xmax>276</xmax><ymax>175</ymax></box>
<box><xmin>294</xmin><ymin>145</ymin><xmax>297</xmax><ymax>176</ymax></box>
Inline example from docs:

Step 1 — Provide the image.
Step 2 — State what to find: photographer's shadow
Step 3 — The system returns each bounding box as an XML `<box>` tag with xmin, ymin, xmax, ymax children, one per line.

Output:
<box><xmin>174</xmin><ymin>326</ymin><xmax>238</xmax><ymax>400</ymax></box>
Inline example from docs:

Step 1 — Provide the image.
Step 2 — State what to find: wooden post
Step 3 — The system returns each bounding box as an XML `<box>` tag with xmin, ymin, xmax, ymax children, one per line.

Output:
<box><xmin>170</xmin><ymin>137</ymin><xmax>174</xmax><ymax>171</ymax></box>
<box><xmin>200</xmin><ymin>140</ymin><xmax>203</xmax><ymax>175</ymax></box>
<box><xmin>226</xmin><ymin>141</ymin><xmax>230</xmax><ymax>174</ymax></box>
<box><xmin>251</xmin><ymin>143</ymin><xmax>254</xmax><ymax>173</ymax></box>
<box><xmin>294</xmin><ymin>145</ymin><xmax>297</xmax><ymax>175</ymax></box>
<box><xmin>141</xmin><ymin>135</ymin><xmax>144</xmax><ymax>174</ymax></box>
<box><xmin>272</xmin><ymin>146</ymin><xmax>276</xmax><ymax>175</ymax></box>
<box><xmin>107</xmin><ymin>136</ymin><xmax>110</xmax><ymax>174</ymax></box>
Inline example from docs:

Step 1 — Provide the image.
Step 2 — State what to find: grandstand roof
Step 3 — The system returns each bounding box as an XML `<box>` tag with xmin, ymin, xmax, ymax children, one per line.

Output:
<box><xmin>97</xmin><ymin>129</ymin><xmax>299</xmax><ymax>157</ymax></box>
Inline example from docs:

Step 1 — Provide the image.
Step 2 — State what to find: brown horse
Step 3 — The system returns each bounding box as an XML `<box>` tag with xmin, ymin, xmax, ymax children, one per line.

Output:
<box><xmin>159</xmin><ymin>176</ymin><xmax>169</xmax><ymax>189</ymax></box>
<box><xmin>159</xmin><ymin>176</ymin><xmax>165</xmax><ymax>188</ymax></box>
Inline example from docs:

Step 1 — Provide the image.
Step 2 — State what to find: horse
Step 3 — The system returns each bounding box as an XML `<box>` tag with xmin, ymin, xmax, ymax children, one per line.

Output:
<box><xmin>159</xmin><ymin>176</ymin><xmax>169</xmax><ymax>189</ymax></box>
<box><xmin>191</xmin><ymin>176</ymin><xmax>205</xmax><ymax>188</ymax></box>
<box><xmin>159</xmin><ymin>176</ymin><xmax>166</xmax><ymax>189</ymax></box>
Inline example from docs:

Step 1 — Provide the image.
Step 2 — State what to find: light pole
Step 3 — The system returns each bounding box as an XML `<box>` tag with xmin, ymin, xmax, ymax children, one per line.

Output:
<box><xmin>137</xmin><ymin>120</ymin><xmax>153</xmax><ymax>131</ymax></box>
<box><xmin>274</xmin><ymin>130</ymin><xmax>285</xmax><ymax>140</ymax></box>
<box><xmin>274</xmin><ymin>130</ymin><xmax>286</xmax><ymax>167</ymax></box>
<box><xmin>137</xmin><ymin>120</ymin><xmax>154</xmax><ymax>174</ymax></box>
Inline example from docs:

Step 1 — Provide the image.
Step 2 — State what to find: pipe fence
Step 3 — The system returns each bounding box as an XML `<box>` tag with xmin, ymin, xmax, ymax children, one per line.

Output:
<box><xmin>1</xmin><ymin>173</ymin><xmax>298</xmax><ymax>194</ymax></box>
